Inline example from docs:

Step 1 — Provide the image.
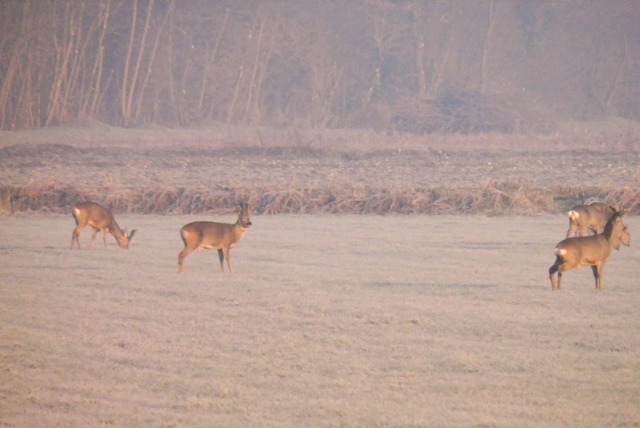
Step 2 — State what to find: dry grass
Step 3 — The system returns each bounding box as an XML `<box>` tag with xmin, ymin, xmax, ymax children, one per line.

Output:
<box><xmin>1</xmin><ymin>214</ymin><xmax>639</xmax><ymax>427</ymax></box>
<box><xmin>2</xmin><ymin>182</ymin><xmax>638</xmax><ymax>216</ymax></box>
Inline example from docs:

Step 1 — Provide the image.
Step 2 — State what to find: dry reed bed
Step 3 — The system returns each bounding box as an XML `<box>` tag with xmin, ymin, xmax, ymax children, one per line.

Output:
<box><xmin>1</xmin><ymin>131</ymin><xmax>638</xmax><ymax>216</ymax></box>
<box><xmin>2</xmin><ymin>182</ymin><xmax>639</xmax><ymax>216</ymax></box>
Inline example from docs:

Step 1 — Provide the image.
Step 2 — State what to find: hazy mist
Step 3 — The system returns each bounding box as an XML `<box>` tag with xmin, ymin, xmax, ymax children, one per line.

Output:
<box><xmin>1</xmin><ymin>0</ymin><xmax>638</xmax><ymax>133</ymax></box>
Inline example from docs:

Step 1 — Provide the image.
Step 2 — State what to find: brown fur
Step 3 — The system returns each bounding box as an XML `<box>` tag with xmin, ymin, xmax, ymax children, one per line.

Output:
<box><xmin>550</xmin><ymin>208</ymin><xmax>630</xmax><ymax>290</ymax></box>
<box><xmin>566</xmin><ymin>202</ymin><xmax>615</xmax><ymax>238</ymax></box>
<box><xmin>70</xmin><ymin>202</ymin><xmax>137</xmax><ymax>249</ymax></box>
<box><xmin>178</xmin><ymin>203</ymin><xmax>252</xmax><ymax>274</ymax></box>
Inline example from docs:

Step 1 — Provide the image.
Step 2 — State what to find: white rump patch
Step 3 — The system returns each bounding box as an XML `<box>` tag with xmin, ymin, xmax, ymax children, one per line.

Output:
<box><xmin>554</xmin><ymin>247</ymin><xmax>567</xmax><ymax>257</ymax></box>
<box><xmin>567</xmin><ymin>210</ymin><xmax>579</xmax><ymax>220</ymax></box>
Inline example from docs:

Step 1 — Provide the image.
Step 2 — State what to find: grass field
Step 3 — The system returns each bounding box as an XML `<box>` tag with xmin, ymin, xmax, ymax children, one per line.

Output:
<box><xmin>1</xmin><ymin>213</ymin><xmax>639</xmax><ymax>427</ymax></box>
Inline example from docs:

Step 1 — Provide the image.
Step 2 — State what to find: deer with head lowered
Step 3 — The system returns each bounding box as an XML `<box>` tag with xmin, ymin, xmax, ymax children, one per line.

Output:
<box><xmin>566</xmin><ymin>202</ymin><xmax>615</xmax><ymax>238</ymax></box>
<box><xmin>178</xmin><ymin>203</ymin><xmax>252</xmax><ymax>274</ymax></box>
<box><xmin>549</xmin><ymin>207</ymin><xmax>630</xmax><ymax>290</ymax></box>
<box><xmin>70</xmin><ymin>202</ymin><xmax>137</xmax><ymax>249</ymax></box>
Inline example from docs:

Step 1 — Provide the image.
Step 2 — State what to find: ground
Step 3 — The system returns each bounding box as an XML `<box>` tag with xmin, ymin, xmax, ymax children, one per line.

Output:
<box><xmin>1</xmin><ymin>214</ymin><xmax>639</xmax><ymax>427</ymax></box>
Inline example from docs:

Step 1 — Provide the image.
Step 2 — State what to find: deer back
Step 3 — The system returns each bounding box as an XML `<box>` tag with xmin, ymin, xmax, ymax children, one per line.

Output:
<box><xmin>555</xmin><ymin>234</ymin><xmax>612</xmax><ymax>263</ymax></box>
<box><xmin>187</xmin><ymin>221</ymin><xmax>244</xmax><ymax>248</ymax></box>
<box><xmin>567</xmin><ymin>203</ymin><xmax>615</xmax><ymax>236</ymax></box>
<box><xmin>74</xmin><ymin>202</ymin><xmax>115</xmax><ymax>229</ymax></box>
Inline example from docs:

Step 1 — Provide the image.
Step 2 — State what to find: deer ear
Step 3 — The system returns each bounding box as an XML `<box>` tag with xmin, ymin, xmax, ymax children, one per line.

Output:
<box><xmin>129</xmin><ymin>229</ymin><xmax>137</xmax><ymax>239</ymax></box>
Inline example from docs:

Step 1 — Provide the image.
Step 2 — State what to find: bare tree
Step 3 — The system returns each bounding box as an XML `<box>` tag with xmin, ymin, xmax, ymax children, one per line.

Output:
<box><xmin>0</xmin><ymin>1</ymin><xmax>639</xmax><ymax>131</ymax></box>
<box><xmin>480</xmin><ymin>0</ymin><xmax>499</xmax><ymax>94</ymax></box>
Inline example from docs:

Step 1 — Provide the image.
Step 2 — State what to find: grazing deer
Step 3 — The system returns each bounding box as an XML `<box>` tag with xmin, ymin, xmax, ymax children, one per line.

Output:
<box><xmin>566</xmin><ymin>202</ymin><xmax>615</xmax><ymax>238</ymax></box>
<box><xmin>549</xmin><ymin>208</ymin><xmax>630</xmax><ymax>290</ymax></box>
<box><xmin>70</xmin><ymin>202</ymin><xmax>137</xmax><ymax>249</ymax></box>
<box><xmin>178</xmin><ymin>202</ymin><xmax>252</xmax><ymax>274</ymax></box>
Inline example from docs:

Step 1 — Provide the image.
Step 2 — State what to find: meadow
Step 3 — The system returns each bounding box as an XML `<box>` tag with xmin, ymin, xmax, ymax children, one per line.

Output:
<box><xmin>1</xmin><ymin>213</ymin><xmax>639</xmax><ymax>427</ymax></box>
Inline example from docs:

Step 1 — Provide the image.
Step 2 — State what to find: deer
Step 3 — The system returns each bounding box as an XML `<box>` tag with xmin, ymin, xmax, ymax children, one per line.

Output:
<box><xmin>566</xmin><ymin>202</ymin><xmax>615</xmax><ymax>238</ymax></box>
<box><xmin>549</xmin><ymin>207</ymin><xmax>630</xmax><ymax>290</ymax></box>
<box><xmin>178</xmin><ymin>202</ymin><xmax>252</xmax><ymax>274</ymax></box>
<box><xmin>70</xmin><ymin>202</ymin><xmax>137</xmax><ymax>249</ymax></box>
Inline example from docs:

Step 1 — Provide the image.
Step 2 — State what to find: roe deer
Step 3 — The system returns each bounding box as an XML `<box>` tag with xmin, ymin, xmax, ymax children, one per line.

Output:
<box><xmin>566</xmin><ymin>202</ymin><xmax>615</xmax><ymax>238</ymax></box>
<box><xmin>70</xmin><ymin>202</ymin><xmax>137</xmax><ymax>249</ymax></box>
<box><xmin>178</xmin><ymin>202</ymin><xmax>252</xmax><ymax>274</ymax></box>
<box><xmin>549</xmin><ymin>208</ymin><xmax>630</xmax><ymax>290</ymax></box>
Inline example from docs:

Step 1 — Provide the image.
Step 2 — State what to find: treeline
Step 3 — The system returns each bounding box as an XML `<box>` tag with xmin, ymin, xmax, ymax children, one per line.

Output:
<box><xmin>1</xmin><ymin>0</ymin><xmax>638</xmax><ymax>132</ymax></box>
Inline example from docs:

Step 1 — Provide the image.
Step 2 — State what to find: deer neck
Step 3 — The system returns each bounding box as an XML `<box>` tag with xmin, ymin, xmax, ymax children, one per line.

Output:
<box><xmin>109</xmin><ymin>219</ymin><xmax>128</xmax><ymax>247</ymax></box>
<box><xmin>602</xmin><ymin>216</ymin><xmax>622</xmax><ymax>248</ymax></box>
<box><xmin>233</xmin><ymin>221</ymin><xmax>249</xmax><ymax>238</ymax></box>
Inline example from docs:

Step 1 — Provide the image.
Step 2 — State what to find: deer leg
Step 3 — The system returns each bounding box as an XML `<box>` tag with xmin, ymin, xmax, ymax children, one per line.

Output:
<box><xmin>566</xmin><ymin>223</ymin><xmax>576</xmax><ymax>238</ymax></box>
<box><xmin>71</xmin><ymin>226</ymin><xmax>83</xmax><ymax>249</ymax></box>
<box><xmin>88</xmin><ymin>227</ymin><xmax>99</xmax><ymax>249</ymax></box>
<box><xmin>217</xmin><ymin>249</ymin><xmax>225</xmax><ymax>272</ymax></box>
<box><xmin>223</xmin><ymin>247</ymin><xmax>233</xmax><ymax>273</ymax></box>
<box><xmin>549</xmin><ymin>266</ymin><xmax>558</xmax><ymax>290</ymax></box>
<box><xmin>551</xmin><ymin>265</ymin><xmax>566</xmax><ymax>290</ymax></box>
<box><xmin>178</xmin><ymin>247</ymin><xmax>195</xmax><ymax>273</ymax></box>
<box><xmin>102</xmin><ymin>228</ymin><xmax>109</xmax><ymax>249</ymax></box>
<box><xmin>557</xmin><ymin>270</ymin><xmax>563</xmax><ymax>289</ymax></box>
<box><xmin>549</xmin><ymin>259</ymin><xmax>561</xmax><ymax>290</ymax></box>
<box><xmin>592</xmin><ymin>265</ymin><xmax>603</xmax><ymax>290</ymax></box>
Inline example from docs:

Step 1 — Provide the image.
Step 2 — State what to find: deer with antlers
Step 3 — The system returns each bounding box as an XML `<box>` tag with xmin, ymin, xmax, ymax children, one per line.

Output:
<box><xmin>178</xmin><ymin>203</ymin><xmax>252</xmax><ymax>274</ymax></box>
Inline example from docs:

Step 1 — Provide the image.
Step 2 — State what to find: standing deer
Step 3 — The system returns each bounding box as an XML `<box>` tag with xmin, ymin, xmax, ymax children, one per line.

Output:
<box><xmin>566</xmin><ymin>202</ymin><xmax>615</xmax><ymax>238</ymax></box>
<box><xmin>178</xmin><ymin>202</ymin><xmax>252</xmax><ymax>274</ymax></box>
<box><xmin>549</xmin><ymin>208</ymin><xmax>630</xmax><ymax>290</ymax></box>
<box><xmin>70</xmin><ymin>202</ymin><xmax>137</xmax><ymax>249</ymax></box>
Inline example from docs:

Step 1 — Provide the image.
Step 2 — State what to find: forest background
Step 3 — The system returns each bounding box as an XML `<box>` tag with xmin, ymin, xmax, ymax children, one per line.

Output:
<box><xmin>1</xmin><ymin>0</ymin><xmax>639</xmax><ymax>133</ymax></box>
